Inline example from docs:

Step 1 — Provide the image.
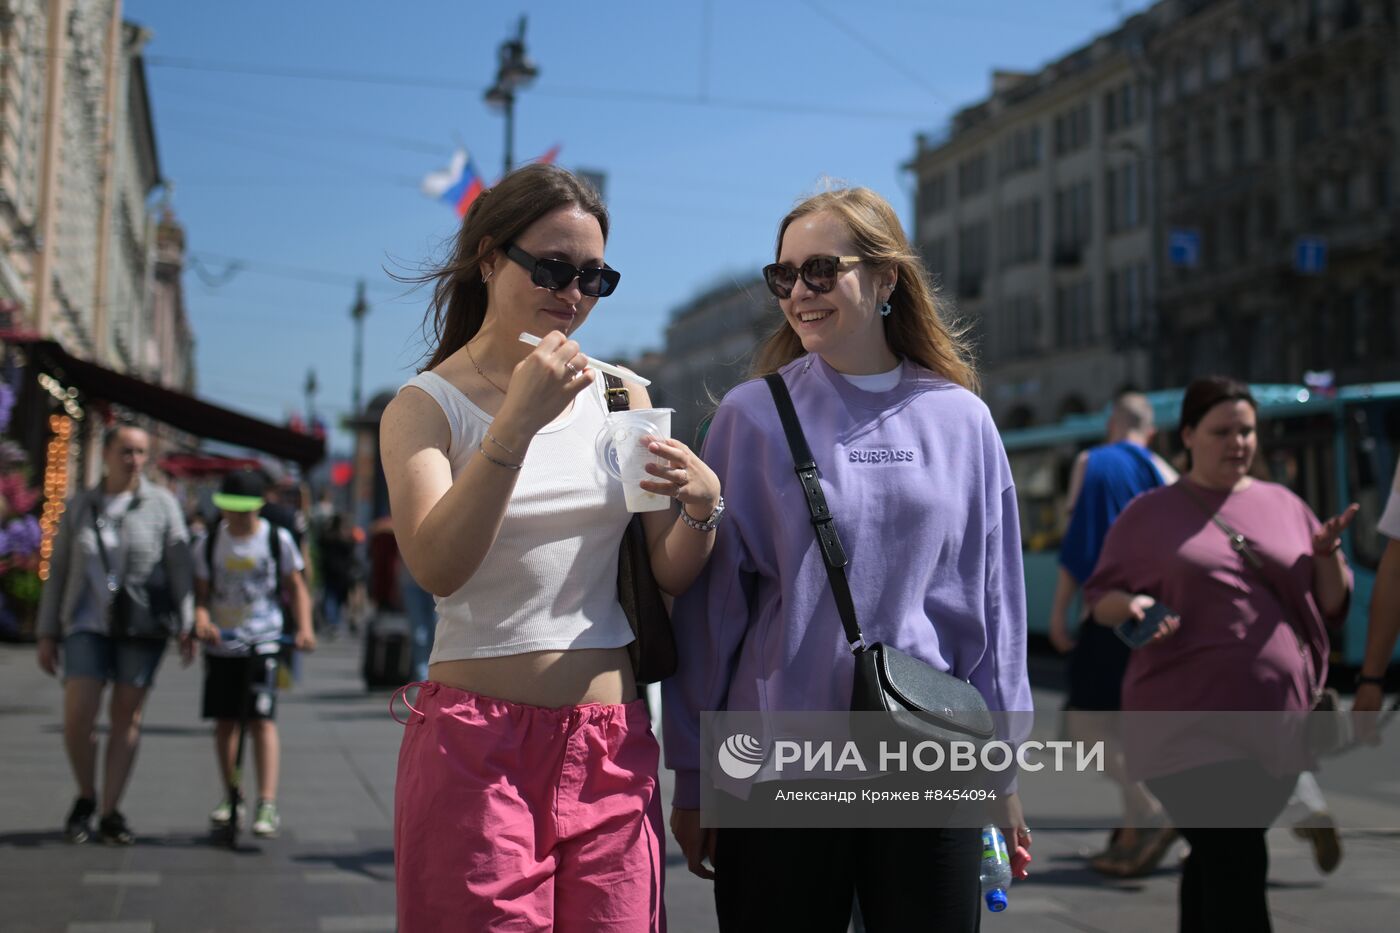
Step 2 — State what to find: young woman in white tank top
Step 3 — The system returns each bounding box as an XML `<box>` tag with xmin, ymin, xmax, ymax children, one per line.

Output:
<box><xmin>380</xmin><ymin>164</ymin><xmax>721</xmax><ymax>932</ymax></box>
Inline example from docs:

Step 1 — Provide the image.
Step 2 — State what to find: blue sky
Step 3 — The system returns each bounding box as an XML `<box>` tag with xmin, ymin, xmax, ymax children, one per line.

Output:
<box><xmin>126</xmin><ymin>0</ymin><xmax>1153</xmax><ymax>456</ymax></box>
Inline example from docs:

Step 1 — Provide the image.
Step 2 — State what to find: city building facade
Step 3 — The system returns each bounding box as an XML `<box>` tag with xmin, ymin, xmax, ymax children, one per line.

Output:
<box><xmin>0</xmin><ymin>0</ymin><xmax>191</xmax><ymax>384</ymax></box>
<box><xmin>1149</xmin><ymin>0</ymin><xmax>1398</xmax><ymax>387</ymax></box>
<box><xmin>909</xmin><ymin>0</ymin><xmax>1398</xmax><ymax>429</ymax></box>
<box><xmin>908</xmin><ymin>20</ymin><xmax>1157</xmax><ymax>428</ymax></box>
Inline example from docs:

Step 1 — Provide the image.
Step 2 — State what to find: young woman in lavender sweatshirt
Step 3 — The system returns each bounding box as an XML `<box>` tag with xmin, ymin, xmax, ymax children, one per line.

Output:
<box><xmin>664</xmin><ymin>187</ymin><xmax>1034</xmax><ymax>931</ymax></box>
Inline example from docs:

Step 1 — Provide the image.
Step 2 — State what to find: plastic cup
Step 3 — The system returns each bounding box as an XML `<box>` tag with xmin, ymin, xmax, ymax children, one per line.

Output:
<box><xmin>597</xmin><ymin>408</ymin><xmax>674</xmax><ymax>512</ymax></box>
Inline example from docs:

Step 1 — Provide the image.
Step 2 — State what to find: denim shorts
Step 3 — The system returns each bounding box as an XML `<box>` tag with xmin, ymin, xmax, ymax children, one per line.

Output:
<box><xmin>63</xmin><ymin>631</ymin><xmax>167</xmax><ymax>688</ymax></box>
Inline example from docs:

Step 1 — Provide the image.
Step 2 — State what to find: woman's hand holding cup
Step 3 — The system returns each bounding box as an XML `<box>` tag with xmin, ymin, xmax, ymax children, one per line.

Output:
<box><xmin>640</xmin><ymin>438</ymin><xmax>721</xmax><ymax>520</ymax></box>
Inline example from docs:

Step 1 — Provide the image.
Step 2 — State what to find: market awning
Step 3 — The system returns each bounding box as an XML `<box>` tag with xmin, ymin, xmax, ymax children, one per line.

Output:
<box><xmin>158</xmin><ymin>453</ymin><xmax>264</xmax><ymax>478</ymax></box>
<box><xmin>3</xmin><ymin>335</ymin><xmax>325</xmax><ymax>467</ymax></box>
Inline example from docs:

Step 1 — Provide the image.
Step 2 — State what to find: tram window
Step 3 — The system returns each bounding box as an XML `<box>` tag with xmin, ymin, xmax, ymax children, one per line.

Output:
<box><xmin>1257</xmin><ymin>414</ymin><xmax>1336</xmax><ymax>518</ymax></box>
<box><xmin>1347</xmin><ymin>401</ymin><xmax>1400</xmax><ymax>570</ymax></box>
<box><xmin>1009</xmin><ymin>447</ymin><xmax>1082</xmax><ymax>552</ymax></box>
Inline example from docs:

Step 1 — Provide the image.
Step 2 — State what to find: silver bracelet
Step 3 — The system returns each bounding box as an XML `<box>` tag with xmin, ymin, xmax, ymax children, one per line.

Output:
<box><xmin>478</xmin><ymin>443</ymin><xmax>522</xmax><ymax>471</ymax></box>
<box><xmin>483</xmin><ymin>430</ymin><xmax>517</xmax><ymax>456</ymax></box>
<box><xmin>679</xmin><ymin>496</ymin><xmax>725</xmax><ymax>532</ymax></box>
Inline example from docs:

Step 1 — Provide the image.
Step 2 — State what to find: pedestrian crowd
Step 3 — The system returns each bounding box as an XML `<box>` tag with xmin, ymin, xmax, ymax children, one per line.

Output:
<box><xmin>32</xmin><ymin>163</ymin><xmax>1400</xmax><ymax>932</ymax></box>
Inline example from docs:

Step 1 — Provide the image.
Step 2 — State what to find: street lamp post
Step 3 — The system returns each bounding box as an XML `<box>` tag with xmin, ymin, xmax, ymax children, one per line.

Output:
<box><xmin>349</xmin><ymin>280</ymin><xmax>368</xmax><ymax>417</ymax></box>
<box><xmin>304</xmin><ymin>367</ymin><xmax>318</xmax><ymax>428</ymax></box>
<box><xmin>484</xmin><ymin>16</ymin><xmax>540</xmax><ymax>176</ymax></box>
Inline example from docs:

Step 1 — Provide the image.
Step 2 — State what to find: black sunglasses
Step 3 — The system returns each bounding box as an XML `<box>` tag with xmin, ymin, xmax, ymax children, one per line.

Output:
<box><xmin>504</xmin><ymin>243</ymin><xmax>620</xmax><ymax>298</ymax></box>
<box><xmin>762</xmin><ymin>255</ymin><xmax>862</xmax><ymax>299</ymax></box>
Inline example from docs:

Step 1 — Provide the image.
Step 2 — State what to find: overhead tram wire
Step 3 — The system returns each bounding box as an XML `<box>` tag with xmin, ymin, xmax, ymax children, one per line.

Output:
<box><xmin>187</xmin><ymin>251</ymin><xmax>405</xmax><ymax>294</ymax></box>
<box><xmin>143</xmin><ymin>55</ymin><xmax>935</xmax><ymax>122</ymax></box>
<box><xmin>800</xmin><ymin>0</ymin><xmax>954</xmax><ymax>106</ymax></box>
<box><xmin>156</xmin><ymin>105</ymin><xmax>447</xmax><ymax>156</ymax></box>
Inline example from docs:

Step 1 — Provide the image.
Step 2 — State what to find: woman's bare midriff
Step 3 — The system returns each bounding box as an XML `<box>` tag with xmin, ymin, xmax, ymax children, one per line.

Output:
<box><xmin>428</xmin><ymin>646</ymin><xmax>638</xmax><ymax>708</ymax></box>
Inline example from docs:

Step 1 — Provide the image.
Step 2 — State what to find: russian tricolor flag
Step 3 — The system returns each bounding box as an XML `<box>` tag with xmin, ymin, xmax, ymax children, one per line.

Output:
<box><xmin>422</xmin><ymin>146</ymin><xmax>562</xmax><ymax>217</ymax></box>
<box><xmin>421</xmin><ymin>149</ymin><xmax>486</xmax><ymax>218</ymax></box>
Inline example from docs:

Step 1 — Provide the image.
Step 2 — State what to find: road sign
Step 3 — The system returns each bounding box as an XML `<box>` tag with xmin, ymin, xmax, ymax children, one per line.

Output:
<box><xmin>1168</xmin><ymin>229</ymin><xmax>1201</xmax><ymax>268</ymax></box>
<box><xmin>1294</xmin><ymin>236</ymin><xmax>1327</xmax><ymax>275</ymax></box>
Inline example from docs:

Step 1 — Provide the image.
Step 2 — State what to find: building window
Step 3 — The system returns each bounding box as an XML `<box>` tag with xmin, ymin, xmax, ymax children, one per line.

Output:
<box><xmin>1104</xmin><ymin>82</ymin><xmax>1138</xmax><ymax>135</ymax></box>
<box><xmin>919</xmin><ymin>173</ymin><xmax>948</xmax><ymax>216</ymax></box>
<box><xmin>1331</xmin><ymin>79</ymin><xmax>1351</xmax><ymax>131</ymax></box>
<box><xmin>1256</xmin><ymin>194</ymin><xmax>1278</xmax><ymax>243</ymax></box>
<box><xmin>1228</xmin><ymin>203</ymin><xmax>1250</xmax><ymax>263</ymax></box>
<box><xmin>1055</xmin><ymin>279</ymin><xmax>1094</xmax><ymax>349</ymax></box>
<box><xmin>999</xmin><ymin>197</ymin><xmax>1042</xmax><ymax>268</ymax></box>
<box><xmin>1377</xmin><ymin>164</ymin><xmax>1393</xmax><ymax>209</ymax></box>
<box><xmin>1228</xmin><ymin>118</ymin><xmax>1246</xmax><ymax>169</ymax></box>
<box><xmin>998</xmin><ymin>125</ymin><xmax>1043</xmax><ymax>178</ymax></box>
<box><xmin>1198</xmin><ymin>123</ymin><xmax>1216</xmax><ymax>179</ymax></box>
<box><xmin>1054</xmin><ymin>180</ymin><xmax>1092</xmax><ymax>256</ymax></box>
<box><xmin>1170</xmin><ymin>152</ymin><xmax>1188</xmax><ymax>195</ymax></box>
<box><xmin>1230</xmin><ymin>31</ymin><xmax>1244</xmax><ymax>72</ymax></box>
<box><xmin>1054</xmin><ymin>103</ymin><xmax>1092</xmax><ymax>156</ymax></box>
<box><xmin>1108</xmin><ymin>264</ymin><xmax>1148</xmax><ymax>343</ymax></box>
<box><xmin>958</xmin><ymin>154</ymin><xmax>988</xmax><ymax>197</ymax></box>
<box><xmin>1296</xmin><ymin>92</ymin><xmax>1319</xmax><ymax>145</ymax></box>
<box><xmin>1106</xmin><ymin>162</ymin><xmax>1141</xmax><ymax>234</ymax></box>
<box><xmin>921</xmin><ymin>236</ymin><xmax>948</xmax><ymax>277</ymax></box>
<box><xmin>958</xmin><ymin>222</ymin><xmax>989</xmax><ymax>295</ymax></box>
<box><xmin>1374</xmin><ymin>65</ymin><xmax>1389</xmax><ymax>118</ymax></box>
<box><xmin>1001</xmin><ymin>295</ymin><xmax>1043</xmax><ymax>358</ymax></box>
<box><xmin>1259</xmin><ymin>103</ymin><xmax>1277</xmax><ymax>153</ymax></box>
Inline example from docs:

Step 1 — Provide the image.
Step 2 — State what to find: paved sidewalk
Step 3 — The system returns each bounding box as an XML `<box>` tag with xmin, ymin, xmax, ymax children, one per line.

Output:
<box><xmin>0</xmin><ymin>639</ymin><xmax>1396</xmax><ymax>931</ymax></box>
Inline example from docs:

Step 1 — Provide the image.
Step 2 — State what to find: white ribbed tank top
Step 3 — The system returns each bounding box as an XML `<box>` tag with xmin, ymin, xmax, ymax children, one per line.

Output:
<box><xmin>397</xmin><ymin>371</ymin><xmax>634</xmax><ymax>661</ymax></box>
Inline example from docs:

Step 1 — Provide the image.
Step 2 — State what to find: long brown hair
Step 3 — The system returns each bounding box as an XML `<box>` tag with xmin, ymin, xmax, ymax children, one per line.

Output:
<box><xmin>749</xmin><ymin>186</ymin><xmax>978</xmax><ymax>392</ymax></box>
<box><xmin>415</xmin><ymin>163</ymin><xmax>609</xmax><ymax>371</ymax></box>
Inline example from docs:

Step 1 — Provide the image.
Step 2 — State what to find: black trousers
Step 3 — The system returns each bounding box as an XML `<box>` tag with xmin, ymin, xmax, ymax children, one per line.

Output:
<box><xmin>714</xmin><ymin>827</ymin><xmax>982</xmax><ymax>933</ymax></box>
<box><xmin>1146</xmin><ymin>761</ymin><xmax>1298</xmax><ymax>933</ymax></box>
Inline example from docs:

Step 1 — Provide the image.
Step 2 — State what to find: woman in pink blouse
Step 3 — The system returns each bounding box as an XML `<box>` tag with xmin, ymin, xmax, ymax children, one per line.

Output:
<box><xmin>1083</xmin><ymin>376</ymin><xmax>1355</xmax><ymax>933</ymax></box>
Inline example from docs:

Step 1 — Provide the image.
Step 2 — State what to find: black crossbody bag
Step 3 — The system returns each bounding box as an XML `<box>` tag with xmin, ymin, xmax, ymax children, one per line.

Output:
<box><xmin>91</xmin><ymin>496</ymin><xmax>176</xmax><ymax>641</ymax></box>
<box><xmin>763</xmin><ymin>373</ymin><xmax>995</xmax><ymax>749</ymax></box>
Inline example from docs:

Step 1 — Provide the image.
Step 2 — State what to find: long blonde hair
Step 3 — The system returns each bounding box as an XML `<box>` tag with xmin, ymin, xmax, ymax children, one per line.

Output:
<box><xmin>749</xmin><ymin>187</ymin><xmax>978</xmax><ymax>392</ymax></box>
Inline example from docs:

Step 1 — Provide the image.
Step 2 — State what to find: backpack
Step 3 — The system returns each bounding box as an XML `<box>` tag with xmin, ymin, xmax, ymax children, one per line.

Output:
<box><xmin>204</xmin><ymin>518</ymin><xmax>288</xmax><ymax>629</ymax></box>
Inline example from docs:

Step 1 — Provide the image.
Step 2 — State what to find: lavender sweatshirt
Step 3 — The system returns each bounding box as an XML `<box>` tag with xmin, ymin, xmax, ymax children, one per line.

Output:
<box><xmin>663</xmin><ymin>355</ymin><xmax>1034</xmax><ymax>808</ymax></box>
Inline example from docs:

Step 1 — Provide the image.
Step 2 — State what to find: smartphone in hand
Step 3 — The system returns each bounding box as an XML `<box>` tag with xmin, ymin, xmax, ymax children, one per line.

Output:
<box><xmin>1114</xmin><ymin>602</ymin><xmax>1177</xmax><ymax>649</ymax></box>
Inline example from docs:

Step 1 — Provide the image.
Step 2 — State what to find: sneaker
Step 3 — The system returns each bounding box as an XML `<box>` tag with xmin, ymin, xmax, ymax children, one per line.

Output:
<box><xmin>64</xmin><ymin>797</ymin><xmax>96</xmax><ymax>843</ymax></box>
<box><xmin>209</xmin><ymin>798</ymin><xmax>244</xmax><ymax>828</ymax></box>
<box><xmin>97</xmin><ymin>811</ymin><xmax>135</xmax><ymax>846</ymax></box>
<box><xmin>252</xmin><ymin>800</ymin><xmax>280</xmax><ymax>838</ymax></box>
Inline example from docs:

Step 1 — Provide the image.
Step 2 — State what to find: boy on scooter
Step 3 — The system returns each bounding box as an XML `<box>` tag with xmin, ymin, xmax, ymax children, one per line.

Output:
<box><xmin>187</xmin><ymin>469</ymin><xmax>314</xmax><ymax>837</ymax></box>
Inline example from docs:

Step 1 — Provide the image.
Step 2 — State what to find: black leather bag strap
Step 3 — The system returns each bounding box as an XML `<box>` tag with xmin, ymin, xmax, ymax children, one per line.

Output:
<box><xmin>763</xmin><ymin>373</ymin><xmax>865</xmax><ymax>652</ymax></box>
<box><xmin>603</xmin><ymin>373</ymin><xmax>631</xmax><ymax>413</ymax></box>
<box><xmin>90</xmin><ymin>493</ymin><xmax>141</xmax><ymax>587</ymax></box>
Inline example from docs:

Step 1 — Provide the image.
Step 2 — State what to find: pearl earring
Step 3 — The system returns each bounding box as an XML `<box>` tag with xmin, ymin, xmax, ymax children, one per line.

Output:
<box><xmin>879</xmin><ymin>301</ymin><xmax>893</xmax><ymax>317</ymax></box>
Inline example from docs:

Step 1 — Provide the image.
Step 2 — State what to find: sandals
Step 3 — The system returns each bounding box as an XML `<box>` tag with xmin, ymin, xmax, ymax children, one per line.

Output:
<box><xmin>1293</xmin><ymin>817</ymin><xmax>1342</xmax><ymax>874</ymax></box>
<box><xmin>1090</xmin><ymin>825</ymin><xmax>1179</xmax><ymax>878</ymax></box>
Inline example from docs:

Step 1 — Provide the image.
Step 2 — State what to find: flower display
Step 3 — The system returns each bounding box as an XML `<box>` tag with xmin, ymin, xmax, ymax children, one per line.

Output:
<box><xmin>0</xmin><ymin>375</ymin><xmax>42</xmax><ymax>640</ymax></box>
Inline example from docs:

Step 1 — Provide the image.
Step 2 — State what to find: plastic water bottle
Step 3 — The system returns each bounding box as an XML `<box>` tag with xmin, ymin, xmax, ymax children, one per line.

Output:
<box><xmin>979</xmin><ymin>824</ymin><xmax>1011</xmax><ymax>912</ymax></box>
